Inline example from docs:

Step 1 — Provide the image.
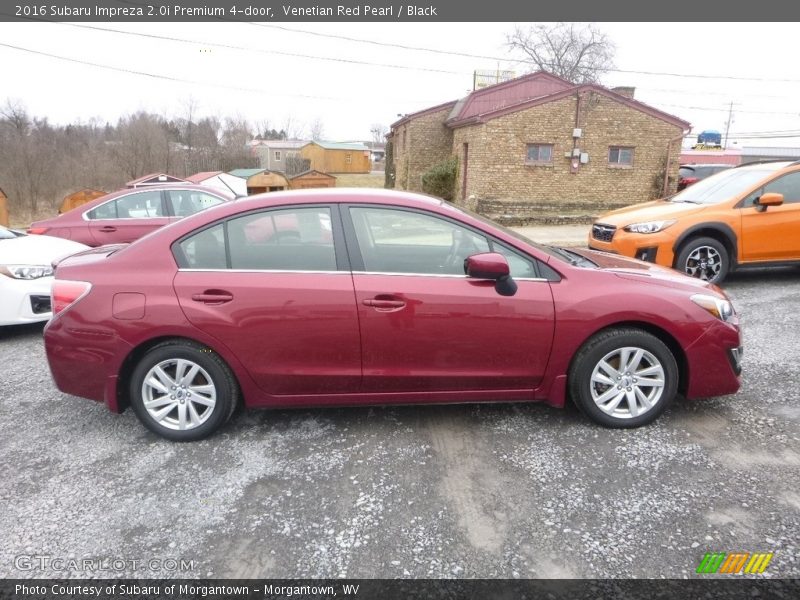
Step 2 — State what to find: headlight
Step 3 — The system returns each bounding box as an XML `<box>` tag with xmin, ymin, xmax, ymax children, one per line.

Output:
<box><xmin>0</xmin><ymin>265</ymin><xmax>54</xmax><ymax>280</ymax></box>
<box><xmin>691</xmin><ymin>294</ymin><xmax>735</xmax><ymax>322</ymax></box>
<box><xmin>623</xmin><ymin>220</ymin><xmax>676</xmax><ymax>234</ymax></box>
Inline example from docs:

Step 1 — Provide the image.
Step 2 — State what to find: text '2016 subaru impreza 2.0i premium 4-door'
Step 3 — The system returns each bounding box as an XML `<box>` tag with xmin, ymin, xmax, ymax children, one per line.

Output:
<box><xmin>43</xmin><ymin>189</ymin><xmax>743</xmax><ymax>441</ymax></box>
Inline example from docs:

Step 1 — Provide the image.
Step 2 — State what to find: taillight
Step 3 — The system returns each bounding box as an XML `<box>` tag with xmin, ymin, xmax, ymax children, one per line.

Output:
<box><xmin>27</xmin><ymin>227</ymin><xmax>49</xmax><ymax>235</ymax></box>
<box><xmin>51</xmin><ymin>280</ymin><xmax>92</xmax><ymax>316</ymax></box>
<box><xmin>681</xmin><ymin>177</ymin><xmax>699</xmax><ymax>186</ymax></box>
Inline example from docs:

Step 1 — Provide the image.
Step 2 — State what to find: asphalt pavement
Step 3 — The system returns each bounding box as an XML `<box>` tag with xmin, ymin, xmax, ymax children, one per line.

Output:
<box><xmin>0</xmin><ymin>267</ymin><xmax>798</xmax><ymax>579</ymax></box>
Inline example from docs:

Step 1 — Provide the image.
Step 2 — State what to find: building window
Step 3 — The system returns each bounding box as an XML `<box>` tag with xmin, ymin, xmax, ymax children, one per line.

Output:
<box><xmin>525</xmin><ymin>143</ymin><xmax>554</xmax><ymax>165</ymax></box>
<box><xmin>608</xmin><ymin>146</ymin><xmax>634</xmax><ymax>167</ymax></box>
<box><xmin>345</xmin><ymin>153</ymin><xmax>352</xmax><ymax>165</ymax></box>
<box><xmin>274</xmin><ymin>151</ymin><xmax>281</xmax><ymax>162</ymax></box>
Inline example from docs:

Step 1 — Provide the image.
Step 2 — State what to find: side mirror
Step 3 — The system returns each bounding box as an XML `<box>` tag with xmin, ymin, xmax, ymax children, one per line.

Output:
<box><xmin>464</xmin><ymin>252</ymin><xmax>517</xmax><ymax>297</ymax></box>
<box><xmin>755</xmin><ymin>192</ymin><xmax>783</xmax><ymax>212</ymax></box>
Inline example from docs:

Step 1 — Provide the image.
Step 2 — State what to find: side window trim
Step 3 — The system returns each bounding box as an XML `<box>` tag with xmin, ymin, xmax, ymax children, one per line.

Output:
<box><xmin>342</xmin><ymin>203</ymin><xmax>493</xmax><ymax>277</ymax></box>
<box><xmin>171</xmin><ymin>204</ymin><xmax>350</xmax><ymax>272</ymax></box>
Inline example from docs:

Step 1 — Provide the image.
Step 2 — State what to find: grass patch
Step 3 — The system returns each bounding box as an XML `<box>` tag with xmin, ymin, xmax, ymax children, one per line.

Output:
<box><xmin>335</xmin><ymin>173</ymin><xmax>385</xmax><ymax>188</ymax></box>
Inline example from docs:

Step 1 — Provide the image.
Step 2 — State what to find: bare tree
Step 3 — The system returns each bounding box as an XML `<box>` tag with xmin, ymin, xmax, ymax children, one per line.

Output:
<box><xmin>369</xmin><ymin>123</ymin><xmax>387</xmax><ymax>145</ymax></box>
<box><xmin>308</xmin><ymin>117</ymin><xmax>325</xmax><ymax>141</ymax></box>
<box><xmin>506</xmin><ymin>23</ymin><xmax>615</xmax><ymax>84</ymax></box>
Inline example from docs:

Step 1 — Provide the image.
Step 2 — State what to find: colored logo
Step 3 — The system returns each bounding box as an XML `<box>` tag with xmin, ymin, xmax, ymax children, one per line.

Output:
<box><xmin>696</xmin><ymin>552</ymin><xmax>774</xmax><ymax>574</ymax></box>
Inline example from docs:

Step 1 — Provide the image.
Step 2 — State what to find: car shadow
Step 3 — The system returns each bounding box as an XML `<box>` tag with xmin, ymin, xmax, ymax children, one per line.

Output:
<box><xmin>0</xmin><ymin>321</ymin><xmax>46</xmax><ymax>341</ymax></box>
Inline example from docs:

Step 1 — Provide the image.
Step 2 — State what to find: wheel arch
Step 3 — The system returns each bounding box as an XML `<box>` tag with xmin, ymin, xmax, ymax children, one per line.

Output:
<box><xmin>672</xmin><ymin>223</ymin><xmax>738</xmax><ymax>268</ymax></box>
<box><xmin>116</xmin><ymin>335</ymin><xmax>242</xmax><ymax>413</ymax></box>
<box><xmin>568</xmin><ymin>320</ymin><xmax>689</xmax><ymax>397</ymax></box>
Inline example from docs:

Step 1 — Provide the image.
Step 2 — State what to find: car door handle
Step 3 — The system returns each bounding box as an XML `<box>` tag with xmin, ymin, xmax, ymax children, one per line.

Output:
<box><xmin>99</xmin><ymin>226</ymin><xmax>117</xmax><ymax>232</ymax></box>
<box><xmin>191</xmin><ymin>290</ymin><xmax>234</xmax><ymax>305</ymax></box>
<box><xmin>362</xmin><ymin>297</ymin><xmax>406</xmax><ymax>310</ymax></box>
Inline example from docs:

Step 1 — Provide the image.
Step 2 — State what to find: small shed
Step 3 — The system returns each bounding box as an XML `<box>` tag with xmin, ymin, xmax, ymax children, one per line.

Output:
<box><xmin>0</xmin><ymin>187</ymin><xmax>8</xmax><ymax>227</ymax></box>
<box><xmin>59</xmin><ymin>188</ymin><xmax>107</xmax><ymax>214</ymax></box>
<box><xmin>300</xmin><ymin>142</ymin><xmax>371</xmax><ymax>174</ymax></box>
<box><xmin>126</xmin><ymin>173</ymin><xmax>190</xmax><ymax>188</ymax></box>
<box><xmin>288</xmin><ymin>169</ymin><xmax>337</xmax><ymax>190</ymax></box>
<box><xmin>186</xmin><ymin>171</ymin><xmax>247</xmax><ymax>197</ymax></box>
<box><xmin>229</xmin><ymin>168</ymin><xmax>290</xmax><ymax>195</ymax></box>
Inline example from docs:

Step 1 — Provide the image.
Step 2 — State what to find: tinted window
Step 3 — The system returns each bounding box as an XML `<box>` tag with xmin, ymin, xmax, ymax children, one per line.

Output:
<box><xmin>168</xmin><ymin>190</ymin><xmax>225</xmax><ymax>217</ymax></box>
<box><xmin>679</xmin><ymin>167</ymin><xmax>696</xmax><ymax>178</ymax></box>
<box><xmin>742</xmin><ymin>172</ymin><xmax>800</xmax><ymax>207</ymax></box>
<box><xmin>228</xmin><ymin>208</ymin><xmax>335</xmax><ymax>271</ymax></box>
<box><xmin>178</xmin><ymin>223</ymin><xmax>226</xmax><ymax>269</ymax></box>
<box><xmin>115</xmin><ymin>191</ymin><xmax>165</xmax><ymax>218</ymax></box>
<box><xmin>492</xmin><ymin>243</ymin><xmax>537</xmax><ymax>279</ymax></box>
<box><xmin>350</xmin><ymin>207</ymin><xmax>490</xmax><ymax>275</ymax></box>
<box><xmin>87</xmin><ymin>200</ymin><xmax>117</xmax><ymax>220</ymax></box>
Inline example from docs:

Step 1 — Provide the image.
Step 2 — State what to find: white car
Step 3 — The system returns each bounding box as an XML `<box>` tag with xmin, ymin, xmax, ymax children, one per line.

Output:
<box><xmin>0</xmin><ymin>226</ymin><xmax>89</xmax><ymax>326</ymax></box>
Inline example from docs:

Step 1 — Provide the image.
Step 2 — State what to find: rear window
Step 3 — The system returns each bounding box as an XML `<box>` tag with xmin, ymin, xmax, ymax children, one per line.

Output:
<box><xmin>679</xmin><ymin>167</ymin><xmax>696</xmax><ymax>178</ymax></box>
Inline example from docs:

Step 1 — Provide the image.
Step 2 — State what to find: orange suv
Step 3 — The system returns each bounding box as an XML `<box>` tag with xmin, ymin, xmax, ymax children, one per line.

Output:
<box><xmin>588</xmin><ymin>161</ymin><xmax>800</xmax><ymax>284</ymax></box>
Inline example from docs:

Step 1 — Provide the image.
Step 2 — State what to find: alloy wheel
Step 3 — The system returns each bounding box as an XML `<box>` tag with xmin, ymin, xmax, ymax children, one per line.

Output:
<box><xmin>141</xmin><ymin>358</ymin><xmax>217</xmax><ymax>431</ymax></box>
<box><xmin>589</xmin><ymin>346</ymin><xmax>665</xmax><ymax>419</ymax></box>
<box><xmin>685</xmin><ymin>246</ymin><xmax>722</xmax><ymax>281</ymax></box>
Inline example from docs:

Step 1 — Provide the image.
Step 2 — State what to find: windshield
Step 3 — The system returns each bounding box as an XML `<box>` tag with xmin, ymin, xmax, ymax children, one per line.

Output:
<box><xmin>0</xmin><ymin>226</ymin><xmax>21</xmax><ymax>240</ymax></box>
<box><xmin>670</xmin><ymin>168</ymin><xmax>772</xmax><ymax>205</ymax></box>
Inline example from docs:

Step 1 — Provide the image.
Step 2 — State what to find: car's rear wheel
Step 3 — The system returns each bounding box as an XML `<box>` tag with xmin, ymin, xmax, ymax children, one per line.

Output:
<box><xmin>129</xmin><ymin>341</ymin><xmax>238</xmax><ymax>441</ymax></box>
<box><xmin>675</xmin><ymin>237</ymin><xmax>729</xmax><ymax>284</ymax></box>
<box><xmin>569</xmin><ymin>328</ymin><xmax>678</xmax><ymax>428</ymax></box>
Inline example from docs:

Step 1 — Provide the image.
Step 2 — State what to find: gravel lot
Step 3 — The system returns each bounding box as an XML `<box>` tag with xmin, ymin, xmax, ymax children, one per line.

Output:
<box><xmin>1</xmin><ymin>267</ymin><xmax>798</xmax><ymax>579</ymax></box>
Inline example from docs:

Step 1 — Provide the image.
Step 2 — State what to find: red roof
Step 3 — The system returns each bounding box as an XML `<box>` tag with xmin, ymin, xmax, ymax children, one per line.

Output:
<box><xmin>186</xmin><ymin>171</ymin><xmax>223</xmax><ymax>183</ymax></box>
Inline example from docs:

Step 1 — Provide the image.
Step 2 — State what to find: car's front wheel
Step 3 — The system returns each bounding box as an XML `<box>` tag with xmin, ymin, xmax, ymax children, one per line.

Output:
<box><xmin>129</xmin><ymin>340</ymin><xmax>239</xmax><ymax>441</ymax></box>
<box><xmin>569</xmin><ymin>328</ymin><xmax>679</xmax><ymax>428</ymax></box>
<box><xmin>675</xmin><ymin>237</ymin><xmax>730</xmax><ymax>284</ymax></box>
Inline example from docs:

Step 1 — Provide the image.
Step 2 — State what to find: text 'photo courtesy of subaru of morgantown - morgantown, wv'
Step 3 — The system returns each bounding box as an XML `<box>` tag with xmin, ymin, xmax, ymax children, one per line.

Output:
<box><xmin>43</xmin><ymin>188</ymin><xmax>742</xmax><ymax>441</ymax></box>
<box><xmin>590</xmin><ymin>161</ymin><xmax>800</xmax><ymax>284</ymax></box>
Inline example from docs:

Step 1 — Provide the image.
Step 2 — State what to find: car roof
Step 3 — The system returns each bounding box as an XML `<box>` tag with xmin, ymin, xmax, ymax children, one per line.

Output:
<box><xmin>230</xmin><ymin>187</ymin><xmax>448</xmax><ymax>211</ymax></box>
<box><xmin>680</xmin><ymin>163</ymin><xmax>732</xmax><ymax>168</ymax></box>
<box><xmin>735</xmin><ymin>161</ymin><xmax>795</xmax><ymax>171</ymax></box>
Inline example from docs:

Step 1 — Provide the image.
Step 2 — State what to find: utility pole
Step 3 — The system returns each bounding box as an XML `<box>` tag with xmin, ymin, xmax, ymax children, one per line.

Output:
<box><xmin>723</xmin><ymin>101</ymin><xmax>734</xmax><ymax>149</ymax></box>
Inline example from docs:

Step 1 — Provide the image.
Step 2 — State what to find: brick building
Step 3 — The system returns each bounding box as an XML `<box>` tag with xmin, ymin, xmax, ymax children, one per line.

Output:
<box><xmin>389</xmin><ymin>71</ymin><xmax>690</xmax><ymax>221</ymax></box>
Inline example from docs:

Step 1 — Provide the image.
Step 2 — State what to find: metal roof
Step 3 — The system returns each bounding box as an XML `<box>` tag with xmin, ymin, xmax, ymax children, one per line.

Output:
<box><xmin>741</xmin><ymin>146</ymin><xmax>800</xmax><ymax>158</ymax></box>
<box><xmin>185</xmin><ymin>171</ymin><xmax>223</xmax><ymax>183</ymax></box>
<box><xmin>309</xmin><ymin>141</ymin><xmax>369</xmax><ymax>151</ymax></box>
<box><xmin>228</xmin><ymin>168</ymin><xmax>267</xmax><ymax>179</ymax></box>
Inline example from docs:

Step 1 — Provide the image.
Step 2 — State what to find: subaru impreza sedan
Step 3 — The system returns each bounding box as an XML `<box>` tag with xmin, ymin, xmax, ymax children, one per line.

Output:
<box><xmin>44</xmin><ymin>189</ymin><xmax>742</xmax><ymax>441</ymax></box>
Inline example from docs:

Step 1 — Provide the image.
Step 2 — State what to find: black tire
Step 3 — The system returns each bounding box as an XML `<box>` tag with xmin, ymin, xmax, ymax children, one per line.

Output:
<box><xmin>129</xmin><ymin>340</ymin><xmax>239</xmax><ymax>441</ymax></box>
<box><xmin>568</xmin><ymin>328</ymin><xmax>678</xmax><ymax>428</ymax></box>
<box><xmin>675</xmin><ymin>236</ymin><xmax>730</xmax><ymax>284</ymax></box>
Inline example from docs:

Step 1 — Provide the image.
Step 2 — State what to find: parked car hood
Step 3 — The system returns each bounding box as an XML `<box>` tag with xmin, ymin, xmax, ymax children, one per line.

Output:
<box><xmin>570</xmin><ymin>248</ymin><xmax>723</xmax><ymax>294</ymax></box>
<box><xmin>594</xmin><ymin>199</ymin><xmax>706</xmax><ymax>227</ymax></box>
<box><xmin>0</xmin><ymin>234</ymin><xmax>89</xmax><ymax>265</ymax></box>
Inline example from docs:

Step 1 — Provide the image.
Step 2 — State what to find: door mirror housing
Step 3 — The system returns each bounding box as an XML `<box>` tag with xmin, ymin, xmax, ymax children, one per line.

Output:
<box><xmin>465</xmin><ymin>253</ymin><xmax>517</xmax><ymax>297</ymax></box>
<box><xmin>465</xmin><ymin>252</ymin><xmax>510</xmax><ymax>280</ymax></box>
<box><xmin>755</xmin><ymin>192</ymin><xmax>784</xmax><ymax>212</ymax></box>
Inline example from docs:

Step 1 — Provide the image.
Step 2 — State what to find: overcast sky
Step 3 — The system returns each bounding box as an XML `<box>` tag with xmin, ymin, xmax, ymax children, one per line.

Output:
<box><xmin>1</xmin><ymin>21</ymin><xmax>799</xmax><ymax>147</ymax></box>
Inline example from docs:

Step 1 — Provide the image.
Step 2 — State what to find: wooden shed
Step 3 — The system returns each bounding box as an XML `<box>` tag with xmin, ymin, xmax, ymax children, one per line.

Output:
<box><xmin>288</xmin><ymin>170</ymin><xmax>337</xmax><ymax>190</ymax></box>
<box><xmin>229</xmin><ymin>168</ymin><xmax>290</xmax><ymax>195</ymax></box>
<box><xmin>186</xmin><ymin>171</ymin><xmax>248</xmax><ymax>197</ymax></box>
<box><xmin>126</xmin><ymin>173</ymin><xmax>189</xmax><ymax>188</ymax></box>
<box><xmin>0</xmin><ymin>187</ymin><xmax>8</xmax><ymax>227</ymax></box>
<box><xmin>300</xmin><ymin>142</ymin><xmax>371</xmax><ymax>174</ymax></box>
<box><xmin>59</xmin><ymin>188</ymin><xmax>107</xmax><ymax>214</ymax></box>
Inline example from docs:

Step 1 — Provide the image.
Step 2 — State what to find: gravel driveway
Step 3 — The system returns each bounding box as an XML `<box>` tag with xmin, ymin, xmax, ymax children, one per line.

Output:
<box><xmin>1</xmin><ymin>267</ymin><xmax>798</xmax><ymax>579</ymax></box>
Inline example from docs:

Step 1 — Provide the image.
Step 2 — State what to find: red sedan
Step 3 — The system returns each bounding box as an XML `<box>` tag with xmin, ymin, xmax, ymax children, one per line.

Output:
<box><xmin>44</xmin><ymin>189</ymin><xmax>742</xmax><ymax>441</ymax></box>
<box><xmin>29</xmin><ymin>185</ymin><xmax>233</xmax><ymax>246</ymax></box>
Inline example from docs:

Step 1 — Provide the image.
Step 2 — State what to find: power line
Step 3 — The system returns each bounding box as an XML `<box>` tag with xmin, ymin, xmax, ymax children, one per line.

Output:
<box><xmin>20</xmin><ymin>2</ymin><xmax>800</xmax><ymax>86</ymax></box>
<box><xmin>0</xmin><ymin>41</ymin><xmax>404</xmax><ymax>103</ymax></box>
<box><xmin>3</xmin><ymin>15</ymin><xmax>466</xmax><ymax>76</ymax></box>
